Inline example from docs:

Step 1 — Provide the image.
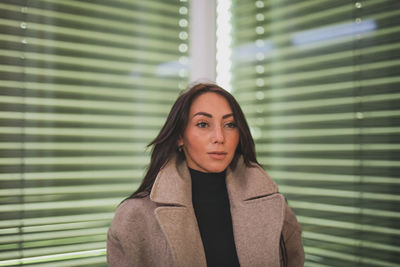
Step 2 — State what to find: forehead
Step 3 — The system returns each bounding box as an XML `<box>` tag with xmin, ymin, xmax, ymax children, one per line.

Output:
<box><xmin>189</xmin><ymin>92</ymin><xmax>233</xmax><ymax>114</ymax></box>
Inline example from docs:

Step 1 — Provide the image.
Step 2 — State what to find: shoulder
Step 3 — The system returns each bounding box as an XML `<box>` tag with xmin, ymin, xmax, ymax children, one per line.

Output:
<box><xmin>282</xmin><ymin>201</ymin><xmax>301</xmax><ymax>231</ymax></box>
<box><xmin>281</xmin><ymin>202</ymin><xmax>305</xmax><ymax>265</ymax></box>
<box><xmin>116</xmin><ymin>197</ymin><xmax>154</xmax><ymax>215</ymax></box>
<box><xmin>238</xmin><ymin>160</ymin><xmax>279</xmax><ymax>193</ymax></box>
<box><xmin>110</xmin><ymin>196</ymin><xmax>157</xmax><ymax>232</ymax></box>
<box><xmin>107</xmin><ymin>197</ymin><xmax>162</xmax><ymax>266</ymax></box>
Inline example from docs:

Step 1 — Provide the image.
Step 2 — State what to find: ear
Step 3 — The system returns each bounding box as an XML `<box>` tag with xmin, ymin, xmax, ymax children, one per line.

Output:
<box><xmin>178</xmin><ymin>136</ymin><xmax>184</xmax><ymax>147</ymax></box>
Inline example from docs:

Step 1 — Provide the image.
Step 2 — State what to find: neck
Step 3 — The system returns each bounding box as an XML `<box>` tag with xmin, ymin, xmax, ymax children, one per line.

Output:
<box><xmin>189</xmin><ymin>167</ymin><xmax>225</xmax><ymax>177</ymax></box>
<box><xmin>189</xmin><ymin>168</ymin><xmax>227</xmax><ymax>202</ymax></box>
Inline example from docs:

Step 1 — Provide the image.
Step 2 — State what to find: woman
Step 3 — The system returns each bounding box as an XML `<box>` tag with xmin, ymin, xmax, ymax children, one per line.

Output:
<box><xmin>107</xmin><ymin>83</ymin><xmax>304</xmax><ymax>267</ymax></box>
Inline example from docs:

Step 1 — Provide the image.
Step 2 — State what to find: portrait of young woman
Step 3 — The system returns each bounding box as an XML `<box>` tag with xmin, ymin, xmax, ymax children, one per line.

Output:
<box><xmin>107</xmin><ymin>83</ymin><xmax>305</xmax><ymax>267</ymax></box>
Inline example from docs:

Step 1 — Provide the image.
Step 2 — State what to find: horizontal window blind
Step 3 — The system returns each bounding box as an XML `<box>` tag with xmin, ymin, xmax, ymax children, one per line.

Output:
<box><xmin>0</xmin><ymin>0</ymin><xmax>189</xmax><ymax>266</ymax></box>
<box><xmin>229</xmin><ymin>0</ymin><xmax>399</xmax><ymax>266</ymax></box>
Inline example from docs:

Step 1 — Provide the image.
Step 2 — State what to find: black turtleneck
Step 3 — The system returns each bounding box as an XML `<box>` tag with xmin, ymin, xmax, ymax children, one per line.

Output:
<box><xmin>189</xmin><ymin>168</ymin><xmax>240</xmax><ymax>267</ymax></box>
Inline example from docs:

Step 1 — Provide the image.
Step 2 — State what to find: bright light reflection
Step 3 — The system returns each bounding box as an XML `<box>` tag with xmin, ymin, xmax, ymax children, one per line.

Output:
<box><xmin>216</xmin><ymin>0</ymin><xmax>232</xmax><ymax>92</ymax></box>
<box><xmin>292</xmin><ymin>19</ymin><xmax>377</xmax><ymax>46</ymax></box>
<box><xmin>233</xmin><ymin>40</ymin><xmax>275</xmax><ymax>62</ymax></box>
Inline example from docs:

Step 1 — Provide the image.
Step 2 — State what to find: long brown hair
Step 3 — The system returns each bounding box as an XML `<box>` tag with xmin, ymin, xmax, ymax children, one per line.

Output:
<box><xmin>128</xmin><ymin>83</ymin><xmax>259</xmax><ymax>198</ymax></box>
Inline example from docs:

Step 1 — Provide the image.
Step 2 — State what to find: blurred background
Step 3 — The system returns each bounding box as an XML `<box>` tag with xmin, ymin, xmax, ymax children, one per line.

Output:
<box><xmin>0</xmin><ymin>0</ymin><xmax>399</xmax><ymax>266</ymax></box>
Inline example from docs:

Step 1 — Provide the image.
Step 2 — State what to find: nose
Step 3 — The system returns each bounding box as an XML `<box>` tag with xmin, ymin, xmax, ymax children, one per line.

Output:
<box><xmin>211</xmin><ymin>125</ymin><xmax>224</xmax><ymax>144</ymax></box>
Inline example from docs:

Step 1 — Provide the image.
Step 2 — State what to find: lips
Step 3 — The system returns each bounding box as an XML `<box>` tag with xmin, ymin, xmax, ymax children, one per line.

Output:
<box><xmin>208</xmin><ymin>151</ymin><xmax>227</xmax><ymax>160</ymax></box>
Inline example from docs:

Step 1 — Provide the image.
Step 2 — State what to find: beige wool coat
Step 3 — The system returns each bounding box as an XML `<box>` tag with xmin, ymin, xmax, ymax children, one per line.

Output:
<box><xmin>107</xmin><ymin>156</ymin><xmax>304</xmax><ymax>267</ymax></box>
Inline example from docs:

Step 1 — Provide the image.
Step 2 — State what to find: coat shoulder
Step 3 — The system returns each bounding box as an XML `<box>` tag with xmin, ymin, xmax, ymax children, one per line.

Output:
<box><xmin>107</xmin><ymin>197</ymin><xmax>174</xmax><ymax>266</ymax></box>
<box><xmin>281</xmin><ymin>202</ymin><xmax>305</xmax><ymax>266</ymax></box>
<box><xmin>111</xmin><ymin>197</ymin><xmax>156</xmax><ymax>230</ymax></box>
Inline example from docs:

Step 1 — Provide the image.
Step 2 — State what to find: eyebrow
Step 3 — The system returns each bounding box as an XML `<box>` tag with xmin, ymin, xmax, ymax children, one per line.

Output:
<box><xmin>192</xmin><ymin>112</ymin><xmax>234</xmax><ymax>119</ymax></box>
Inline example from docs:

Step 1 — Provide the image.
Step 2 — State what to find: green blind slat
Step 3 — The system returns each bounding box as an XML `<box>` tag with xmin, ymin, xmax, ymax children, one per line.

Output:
<box><xmin>0</xmin><ymin>127</ymin><xmax>159</xmax><ymax>138</ymax></box>
<box><xmin>0</xmin><ymin>33</ymin><xmax>181</xmax><ymax>63</ymax></box>
<box><xmin>40</xmin><ymin>0</ymin><xmax>179</xmax><ymax>25</ymax></box>
<box><xmin>0</xmin><ymin>80</ymin><xmax>178</xmax><ymax>99</ymax></box>
<box><xmin>0</xmin><ymin>19</ymin><xmax>180</xmax><ymax>51</ymax></box>
<box><xmin>304</xmin><ymin>247</ymin><xmax>396</xmax><ymax>267</ymax></box>
<box><xmin>235</xmin><ymin>77</ymin><xmax>400</xmax><ymax>101</ymax></box>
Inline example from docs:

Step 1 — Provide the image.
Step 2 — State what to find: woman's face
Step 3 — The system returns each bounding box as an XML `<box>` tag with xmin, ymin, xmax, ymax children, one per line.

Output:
<box><xmin>178</xmin><ymin>92</ymin><xmax>239</xmax><ymax>173</ymax></box>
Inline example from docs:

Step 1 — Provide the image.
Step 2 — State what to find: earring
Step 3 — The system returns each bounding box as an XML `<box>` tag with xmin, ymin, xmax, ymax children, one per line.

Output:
<box><xmin>178</xmin><ymin>146</ymin><xmax>183</xmax><ymax>152</ymax></box>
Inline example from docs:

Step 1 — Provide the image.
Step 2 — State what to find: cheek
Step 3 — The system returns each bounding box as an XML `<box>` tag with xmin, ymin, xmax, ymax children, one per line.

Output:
<box><xmin>184</xmin><ymin>129</ymin><xmax>206</xmax><ymax>149</ymax></box>
<box><xmin>228</xmin><ymin>131</ymin><xmax>240</xmax><ymax>149</ymax></box>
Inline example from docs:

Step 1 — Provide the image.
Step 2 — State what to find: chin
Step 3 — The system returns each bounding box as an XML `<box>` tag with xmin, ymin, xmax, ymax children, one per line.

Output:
<box><xmin>206</xmin><ymin>163</ymin><xmax>230</xmax><ymax>173</ymax></box>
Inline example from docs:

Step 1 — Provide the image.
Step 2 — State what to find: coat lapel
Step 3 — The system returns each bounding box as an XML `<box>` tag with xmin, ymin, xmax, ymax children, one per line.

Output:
<box><xmin>154</xmin><ymin>206</ymin><xmax>206</xmax><ymax>267</ymax></box>
<box><xmin>150</xmin><ymin>157</ymin><xmax>207</xmax><ymax>267</ymax></box>
<box><xmin>150</xmin><ymin>156</ymin><xmax>285</xmax><ymax>267</ymax></box>
<box><xmin>226</xmin><ymin>158</ymin><xmax>285</xmax><ymax>267</ymax></box>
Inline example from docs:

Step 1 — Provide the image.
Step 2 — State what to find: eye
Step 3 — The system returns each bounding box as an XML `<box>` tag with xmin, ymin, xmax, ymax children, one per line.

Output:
<box><xmin>196</xmin><ymin>121</ymin><xmax>209</xmax><ymax>128</ymax></box>
<box><xmin>225</xmin><ymin>122</ymin><xmax>237</xmax><ymax>128</ymax></box>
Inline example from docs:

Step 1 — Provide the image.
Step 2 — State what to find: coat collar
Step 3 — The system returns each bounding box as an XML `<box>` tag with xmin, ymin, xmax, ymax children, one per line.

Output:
<box><xmin>149</xmin><ymin>155</ymin><xmax>193</xmax><ymax>207</ymax></box>
<box><xmin>150</xmin><ymin>155</ymin><xmax>205</xmax><ymax>266</ymax></box>
<box><xmin>150</xmin><ymin>154</ymin><xmax>284</xmax><ymax>267</ymax></box>
<box><xmin>150</xmin><ymin>155</ymin><xmax>278</xmax><ymax>206</ymax></box>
